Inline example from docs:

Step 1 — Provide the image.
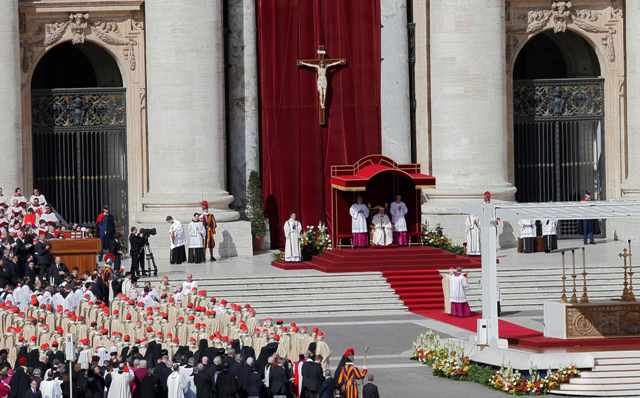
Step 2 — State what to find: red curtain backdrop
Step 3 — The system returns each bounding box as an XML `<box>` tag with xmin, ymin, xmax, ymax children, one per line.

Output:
<box><xmin>257</xmin><ymin>0</ymin><xmax>382</xmax><ymax>247</ymax></box>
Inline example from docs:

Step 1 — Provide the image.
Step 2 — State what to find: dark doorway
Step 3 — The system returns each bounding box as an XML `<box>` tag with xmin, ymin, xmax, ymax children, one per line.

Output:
<box><xmin>31</xmin><ymin>41</ymin><xmax>128</xmax><ymax>232</ymax></box>
<box><xmin>513</xmin><ymin>31</ymin><xmax>604</xmax><ymax>237</ymax></box>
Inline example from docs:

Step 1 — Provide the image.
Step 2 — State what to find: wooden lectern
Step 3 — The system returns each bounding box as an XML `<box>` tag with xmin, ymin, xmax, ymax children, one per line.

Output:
<box><xmin>49</xmin><ymin>239</ymin><xmax>101</xmax><ymax>274</ymax></box>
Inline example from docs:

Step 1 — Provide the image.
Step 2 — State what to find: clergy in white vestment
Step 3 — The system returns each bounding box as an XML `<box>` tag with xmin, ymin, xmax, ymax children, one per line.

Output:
<box><xmin>167</xmin><ymin>216</ymin><xmax>187</xmax><ymax>264</ymax></box>
<box><xmin>187</xmin><ymin>213</ymin><xmax>207</xmax><ymax>264</ymax></box>
<box><xmin>167</xmin><ymin>364</ymin><xmax>188</xmax><ymax>398</ymax></box>
<box><xmin>284</xmin><ymin>213</ymin><xmax>302</xmax><ymax>262</ymax></box>
<box><xmin>390</xmin><ymin>194</ymin><xmax>409</xmax><ymax>246</ymax></box>
<box><xmin>518</xmin><ymin>219</ymin><xmax>536</xmax><ymax>253</ymax></box>
<box><xmin>182</xmin><ymin>273</ymin><xmax>198</xmax><ymax>294</ymax></box>
<box><xmin>449</xmin><ymin>268</ymin><xmax>472</xmax><ymax>317</ymax></box>
<box><xmin>106</xmin><ymin>365</ymin><xmax>134</xmax><ymax>398</ymax></box>
<box><xmin>464</xmin><ymin>215</ymin><xmax>481</xmax><ymax>256</ymax></box>
<box><xmin>349</xmin><ymin>196</ymin><xmax>369</xmax><ymax>248</ymax></box>
<box><xmin>371</xmin><ymin>206</ymin><xmax>393</xmax><ymax>247</ymax></box>
<box><xmin>542</xmin><ymin>218</ymin><xmax>558</xmax><ymax>253</ymax></box>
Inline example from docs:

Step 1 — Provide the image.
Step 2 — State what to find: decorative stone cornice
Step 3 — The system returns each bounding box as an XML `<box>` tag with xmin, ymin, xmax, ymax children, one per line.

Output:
<box><xmin>508</xmin><ymin>2</ymin><xmax>622</xmax><ymax>63</ymax></box>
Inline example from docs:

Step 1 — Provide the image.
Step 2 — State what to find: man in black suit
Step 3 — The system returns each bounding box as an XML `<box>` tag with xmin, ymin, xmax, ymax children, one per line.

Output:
<box><xmin>47</xmin><ymin>256</ymin><xmax>68</xmax><ymax>285</ymax></box>
<box><xmin>128</xmin><ymin>227</ymin><xmax>146</xmax><ymax>277</ymax></box>
<box><xmin>33</xmin><ymin>238</ymin><xmax>51</xmax><ymax>277</ymax></box>
<box><xmin>301</xmin><ymin>355</ymin><xmax>325</xmax><ymax>398</ymax></box>
<box><xmin>363</xmin><ymin>374</ymin><xmax>380</xmax><ymax>398</ymax></box>
<box><xmin>268</xmin><ymin>357</ymin><xmax>290</xmax><ymax>398</ymax></box>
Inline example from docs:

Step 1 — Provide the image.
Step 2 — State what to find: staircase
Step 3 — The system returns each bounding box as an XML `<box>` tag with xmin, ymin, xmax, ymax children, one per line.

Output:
<box><xmin>552</xmin><ymin>355</ymin><xmax>640</xmax><ymax>397</ymax></box>
<box><xmin>382</xmin><ymin>269</ymin><xmax>445</xmax><ymax>312</ymax></box>
<box><xmin>159</xmin><ymin>272</ymin><xmax>409</xmax><ymax>318</ymax></box>
<box><xmin>464</xmin><ymin>264</ymin><xmax>633</xmax><ymax>312</ymax></box>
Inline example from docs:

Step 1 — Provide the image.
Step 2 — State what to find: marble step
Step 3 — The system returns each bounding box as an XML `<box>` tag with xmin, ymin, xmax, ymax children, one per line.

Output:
<box><xmin>204</xmin><ymin>287</ymin><xmax>396</xmax><ymax>296</ymax></box>
<box><xmin>596</xmin><ymin>358</ymin><xmax>640</xmax><ymax>366</ymax></box>
<box><xmin>570</xmin><ymin>377</ymin><xmax>640</xmax><ymax>385</ymax></box>
<box><xmin>161</xmin><ymin>273</ymin><xmax>382</xmax><ymax>283</ymax></box>
<box><xmin>192</xmin><ymin>280</ymin><xmax>391</xmax><ymax>291</ymax></box>
<box><xmin>246</xmin><ymin>301</ymin><xmax>406</xmax><ymax>311</ymax></box>
<box><xmin>581</xmin><ymin>371</ymin><xmax>640</xmax><ymax>378</ymax></box>
<box><xmin>259</xmin><ymin>309</ymin><xmax>410</xmax><ymax>319</ymax></box>
<box><xmin>593</xmin><ymin>364</ymin><xmax>640</xmax><ymax>372</ymax></box>
<box><xmin>209</xmin><ymin>290</ymin><xmax>398</xmax><ymax>299</ymax></box>
<box><xmin>220</xmin><ymin>297</ymin><xmax>404</xmax><ymax>306</ymax></box>
<box><xmin>560</xmin><ymin>382</ymin><xmax>640</xmax><ymax>391</ymax></box>
<box><xmin>550</xmin><ymin>388</ymin><xmax>640</xmax><ymax>396</ymax></box>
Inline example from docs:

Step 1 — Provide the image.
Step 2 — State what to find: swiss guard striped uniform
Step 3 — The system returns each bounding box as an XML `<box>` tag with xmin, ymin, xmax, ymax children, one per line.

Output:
<box><xmin>337</xmin><ymin>363</ymin><xmax>368</xmax><ymax>398</ymax></box>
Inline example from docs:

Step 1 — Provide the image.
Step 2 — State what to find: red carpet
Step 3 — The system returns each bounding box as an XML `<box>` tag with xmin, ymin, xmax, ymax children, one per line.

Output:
<box><xmin>273</xmin><ymin>247</ymin><xmax>481</xmax><ymax>312</ymax></box>
<box><xmin>418</xmin><ymin>310</ymin><xmax>640</xmax><ymax>351</ymax></box>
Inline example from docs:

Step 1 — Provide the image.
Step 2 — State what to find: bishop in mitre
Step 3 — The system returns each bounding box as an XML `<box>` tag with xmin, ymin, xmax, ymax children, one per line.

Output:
<box><xmin>371</xmin><ymin>206</ymin><xmax>393</xmax><ymax>247</ymax></box>
<box><xmin>349</xmin><ymin>196</ymin><xmax>369</xmax><ymax>248</ymax></box>
<box><xmin>284</xmin><ymin>213</ymin><xmax>302</xmax><ymax>262</ymax></box>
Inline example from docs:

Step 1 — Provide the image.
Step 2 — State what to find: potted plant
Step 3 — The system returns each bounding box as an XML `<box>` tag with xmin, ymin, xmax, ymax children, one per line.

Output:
<box><xmin>247</xmin><ymin>170</ymin><xmax>267</xmax><ymax>251</ymax></box>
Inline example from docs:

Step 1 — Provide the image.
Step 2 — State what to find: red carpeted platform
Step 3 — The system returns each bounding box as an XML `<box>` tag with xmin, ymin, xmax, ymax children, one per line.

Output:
<box><xmin>273</xmin><ymin>246</ymin><xmax>481</xmax><ymax>312</ymax></box>
<box><xmin>419</xmin><ymin>310</ymin><xmax>640</xmax><ymax>351</ymax></box>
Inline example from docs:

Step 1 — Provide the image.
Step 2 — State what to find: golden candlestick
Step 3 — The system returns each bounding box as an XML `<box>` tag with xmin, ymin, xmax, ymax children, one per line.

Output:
<box><xmin>628</xmin><ymin>240</ymin><xmax>636</xmax><ymax>301</ymax></box>
<box><xmin>580</xmin><ymin>247</ymin><xmax>589</xmax><ymax>303</ymax></box>
<box><xmin>619</xmin><ymin>248</ymin><xmax>635</xmax><ymax>302</ymax></box>
<box><xmin>570</xmin><ymin>249</ymin><xmax>578</xmax><ymax>304</ymax></box>
<box><xmin>560</xmin><ymin>251</ymin><xmax>568</xmax><ymax>303</ymax></box>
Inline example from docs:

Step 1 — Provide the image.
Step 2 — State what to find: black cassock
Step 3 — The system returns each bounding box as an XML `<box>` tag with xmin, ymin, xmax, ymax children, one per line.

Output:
<box><xmin>256</xmin><ymin>342</ymin><xmax>278</xmax><ymax>375</ymax></box>
<box><xmin>8</xmin><ymin>366</ymin><xmax>30</xmax><ymax>398</ymax></box>
<box><xmin>194</xmin><ymin>365</ymin><xmax>215</xmax><ymax>398</ymax></box>
<box><xmin>139</xmin><ymin>372</ymin><xmax>159</xmax><ymax>398</ymax></box>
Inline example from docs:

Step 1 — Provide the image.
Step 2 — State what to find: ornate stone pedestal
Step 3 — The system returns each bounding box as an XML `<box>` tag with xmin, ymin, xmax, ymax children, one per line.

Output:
<box><xmin>545</xmin><ymin>301</ymin><xmax>640</xmax><ymax>339</ymax></box>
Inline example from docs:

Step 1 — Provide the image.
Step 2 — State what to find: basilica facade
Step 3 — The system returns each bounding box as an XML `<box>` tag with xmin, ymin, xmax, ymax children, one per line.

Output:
<box><xmin>0</xmin><ymin>0</ymin><xmax>638</xmax><ymax>258</ymax></box>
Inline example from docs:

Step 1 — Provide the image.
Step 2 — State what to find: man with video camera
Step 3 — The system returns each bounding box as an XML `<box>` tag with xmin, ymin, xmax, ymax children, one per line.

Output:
<box><xmin>129</xmin><ymin>227</ymin><xmax>146</xmax><ymax>277</ymax></box>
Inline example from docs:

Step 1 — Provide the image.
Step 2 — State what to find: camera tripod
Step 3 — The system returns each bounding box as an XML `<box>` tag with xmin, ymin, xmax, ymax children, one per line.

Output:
<box><xmin>144</xmin><ymin>243</ymin><xmax>158</xmax><ymax>276</ymax></box>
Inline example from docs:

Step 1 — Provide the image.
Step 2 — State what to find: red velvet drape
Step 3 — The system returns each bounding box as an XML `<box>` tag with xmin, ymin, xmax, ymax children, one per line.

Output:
<box><xmin>257</xmin><ymin>0</ymin><xmax>382</xmax><ymax>247</ymax></box>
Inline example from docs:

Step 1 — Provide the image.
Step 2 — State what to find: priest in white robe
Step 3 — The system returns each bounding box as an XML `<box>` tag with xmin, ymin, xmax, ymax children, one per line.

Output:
<box><xmin>390</xmin><ymin>194</ymin><xmax>409</xmax><ymax>246</ymax></box>
<box><xmin>187</xmin><ymin>213</ymin><xmax>206</xmax><ymax>264</ymax></box>
<box><xmin>283</xmin><ymin>213</ymin><xmax>302</xmax><ymax>262</ymax></box>
<box><xmin>449</xmin><ymin>268</ymin><xmax>471</xmax><ymax>317</ymax></box>
<box><xmin>106</xmin><ymin>365</ymin><xmax>134</xmax><ymax>398</ymax></box>
<box><xmin>167</xmin><ymin>364</ymin><xmax>188</xmax><ymax>398</ymax></box>
<box><xmin>464</xmin><ymin>215</ymin><xmax>481</xmax><ymax>256</ymax></box>
<box><xmin>518</xmin><ymin>219</ymin><xmax>536</xmax><ymax>253</ymax></box>
<box><xmin>371</xmin><ymin>206</ymin><xmax>393</xmax><ymax>247</ymax></box>
<box><xmin>542</xmin><ymin>218</ymin><xmax>558</xmax><ymax>252</ymax></box>
<box><xmin>167</xmin><ymin>216</ymin><xmax>187</xmax><ymax>264</ymax></box>
<box><xmin>349</xmin><ymin>196</ymin><xmax>369</xmax><ymax>248</ymax></box>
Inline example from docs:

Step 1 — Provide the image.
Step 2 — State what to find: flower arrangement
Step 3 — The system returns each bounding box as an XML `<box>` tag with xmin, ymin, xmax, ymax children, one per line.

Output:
<box><xmin>412</xmin><ymin>330</ymin><xmax>580</xmax><ymax>395</ymax></box>
<box><xmin>300</xmin><ymin>222</ymin><xmax>332</xmax><ymax>259</ymax></box>
<box><xmin>421</xmin><ymin>225</ymin><xmax>465</xmax><ymax>255</ymax></box>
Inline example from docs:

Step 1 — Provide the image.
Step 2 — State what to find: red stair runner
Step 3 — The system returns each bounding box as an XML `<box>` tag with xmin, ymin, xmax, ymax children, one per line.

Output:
<box><xmin>273</xmin><ymin>247</ymin><xmax>481</xmax><ymax>312</ymax></box>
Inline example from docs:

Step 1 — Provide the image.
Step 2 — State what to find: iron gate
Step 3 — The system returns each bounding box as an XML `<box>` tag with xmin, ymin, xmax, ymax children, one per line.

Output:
<box><xmin>513</xmin><ymin>78</ymin><xmax>605</xmax><ymax>236</ymax></box>
<box><xmin>31</xmin><ymin>87</ymin><xmax>128</xmax><ymax>230</ymax></box>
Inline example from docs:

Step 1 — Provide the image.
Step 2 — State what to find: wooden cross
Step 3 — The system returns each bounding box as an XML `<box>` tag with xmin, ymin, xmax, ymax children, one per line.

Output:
<box><xmin>297</xmin><ymin>45</ymin><xmax>346</xmax><ymax>126</ymax></box>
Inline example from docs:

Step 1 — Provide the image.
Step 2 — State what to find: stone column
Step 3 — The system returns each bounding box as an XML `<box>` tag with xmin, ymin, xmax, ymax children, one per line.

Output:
<box><xmin>381</xmin><ymin>0</ymin><xmax>412</xmax><ymax>163</ymax></box>
<box><xmin>227</xmin><ymin>0</ymin><xmax>260</xmax><ymax>215</ymax></box>
<box><xmin>0</xmin><ymin>0</ymin><xmax>21</xmax><ymax>191</ymax></box>
<box><xmin>623</xmin><ymin>0</ymin><xmax>640</xmax><ymax>198</ymax></box>
<box><xmin>426</xmin><ymin>0</ymin><xmax>514</xmax><ymax>243</ymax></box>
<box><xmin>144</xmin><ymin>0</ymin><xmax>234</xmax><ymax>215</ymax></box>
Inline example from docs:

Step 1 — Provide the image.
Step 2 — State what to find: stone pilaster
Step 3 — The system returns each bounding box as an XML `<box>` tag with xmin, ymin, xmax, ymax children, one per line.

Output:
<box><xmin>0</xmin><ymin>0</ymin><xmax>21</xmax><ymax>192</ymax></box>
<box><xmin>425</xmin><ymin>0</ymin><xmax>514</xmax><ymax>242</ymax></box>
<box><xmin>623</xmin><ymin>0</ymin><xmax>640</xmax><ymax>198</ymax></box>
<box><xmin>144</xmin><ymin>0</ymin><xmax>235</xmax><ymax>219</ymax></box>
<box><xmin>381</xmin><ymin>0</ymin><xmax>412</xmax><ymax>163</ymax></box>
<box><xmin>227</xmin><ymin>0</ymin><xmax>260</xmax><ymax>215</ymax></box>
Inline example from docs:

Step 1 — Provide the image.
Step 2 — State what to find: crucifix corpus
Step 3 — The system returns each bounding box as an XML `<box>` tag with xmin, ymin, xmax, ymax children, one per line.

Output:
<box><xmin>297</xmin><ymin>45</ymin><xmax>346</xmax><ymax>126</ymax></box>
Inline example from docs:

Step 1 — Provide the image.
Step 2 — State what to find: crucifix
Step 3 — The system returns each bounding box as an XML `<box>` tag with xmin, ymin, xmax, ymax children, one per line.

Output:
<box><xmin>297</xmin><ymin>45</ymin><xmax>346</xmax><ymax>126</ymax></box>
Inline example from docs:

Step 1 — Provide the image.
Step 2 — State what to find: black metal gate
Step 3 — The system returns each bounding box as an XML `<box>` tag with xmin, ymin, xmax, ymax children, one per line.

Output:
<box><xmin>31</xmin><ymin>87</ymin><xmax>128</xmax><ymax>230</ymax></box>
<box><xmin>513</xmin><ymin>78</ymin><xmax>605</xmax><ymax>236</ymax></box>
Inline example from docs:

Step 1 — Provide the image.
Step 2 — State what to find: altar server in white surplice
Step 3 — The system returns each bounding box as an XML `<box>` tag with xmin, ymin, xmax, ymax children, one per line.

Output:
<box><xmin>187</xmin><ymin>213</ymin><xmax>207</xmax><ymax>264</ymax></box>
<box><xmin>518</xmin><ymin>219</ymin><xmax>536</xmax><ymax>254</ymax></box>
<box><xmin>350</xmin><ymin>196</ymin><xmax>369</xmax><ymax>248</ymax></box>
<box><xmin>542</xmin><ymin>218</ymin><xmax>558</xmax><ymax>253</ymax></box>
<box><xmin>371</xmin><ymin>206</ymin><xmax>393</xmax><ymax>246</ymax></box>
<box><xmin>284</xmin><ymin>213</ymin><xmax>302</xmax><ymax>262</ymax></box>
<box><xmin>390</xmin><ymin>194</ymin><xmax>409</xmax><ymax>246</ymax></box>
<box><xmin>465</xmin><ymin>215</ymin><xmax>481</xmax><ymax>256</ymax></box>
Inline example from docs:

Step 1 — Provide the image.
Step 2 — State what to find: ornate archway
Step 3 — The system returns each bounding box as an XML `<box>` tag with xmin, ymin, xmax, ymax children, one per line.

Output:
<box><xmin>19</xmin><ymin>2</ymin><xmax>147</xmax><ymax>229</ymax></box>
<box><xmin>507</xmin><ymin>1</ymin><xmax>625</xmax><ymax>205</ymax></box>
